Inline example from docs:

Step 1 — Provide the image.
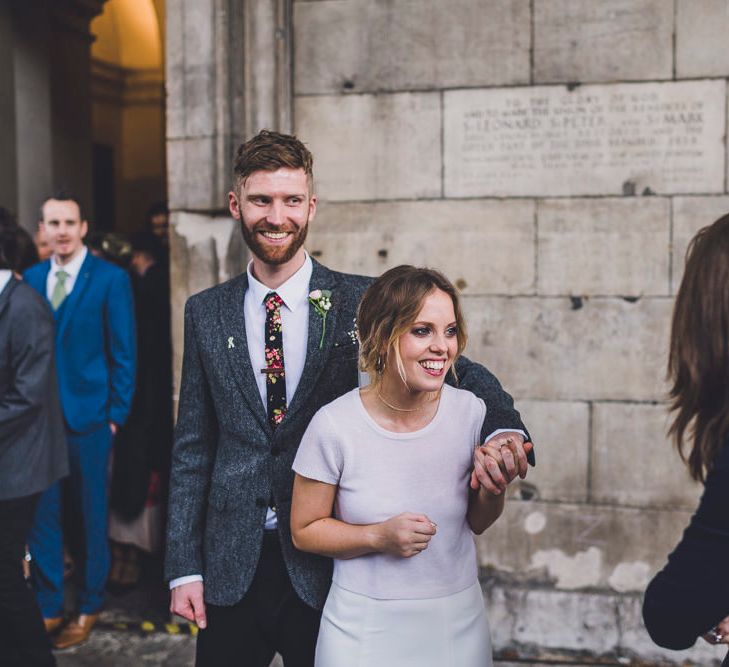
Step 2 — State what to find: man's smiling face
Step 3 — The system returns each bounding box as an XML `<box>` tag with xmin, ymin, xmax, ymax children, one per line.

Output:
<box><xmin>230</xmin><ymin>168</ymin><xmax>316</xmax><ymax>267</ymax></box>
<box><xmin>41</xmin><ymin>198</ymin><xmax>88</xmax><ymax>264</ymax></box>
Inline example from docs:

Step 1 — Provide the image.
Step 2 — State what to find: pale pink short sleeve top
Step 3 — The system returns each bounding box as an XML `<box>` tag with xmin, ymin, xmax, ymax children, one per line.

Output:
<box><xmin>292</xmin><ymin>384</ymin><xmax>486</xmax><ymax>600</ymax></box>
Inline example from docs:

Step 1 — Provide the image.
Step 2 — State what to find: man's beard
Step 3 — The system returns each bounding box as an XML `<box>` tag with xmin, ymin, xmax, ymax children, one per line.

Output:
<box><xmin>240</xmin><ymin>218</ymin><xmax>309</xmax><ymax>266</ymax></box>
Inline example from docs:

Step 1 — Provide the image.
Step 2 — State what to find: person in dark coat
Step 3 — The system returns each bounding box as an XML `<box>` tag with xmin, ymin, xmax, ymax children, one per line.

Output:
<box><xmin>0</xmin><ymin>226</ymin><xmax>68</xmax><ymax>666</ymax></box>
<box><xmin>0</xmin><ymin>207</ymin><xmax>40</xmax><ymax>272</ymax></box>
<box><xmin>108</xmin><ymin>231</ymin><xmax>173</xmax><ymax>586</ymax></box>
<box><xmin>642</xmin><ymin>213</ymin><xmax>729</xmax><ymax>666</ymax></box>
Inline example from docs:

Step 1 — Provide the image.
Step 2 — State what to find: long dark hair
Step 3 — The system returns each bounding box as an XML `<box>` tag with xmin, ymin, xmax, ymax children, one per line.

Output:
<box><xmin>668</xmin><ymin>213</ymin><xmax>729</xmax><ymax>481</ymax></box>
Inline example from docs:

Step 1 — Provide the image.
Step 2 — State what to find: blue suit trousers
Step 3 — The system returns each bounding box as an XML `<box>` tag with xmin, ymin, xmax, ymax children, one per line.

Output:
<box><xmin>29</xmin><ymin>425</ymin><xmax>113</xmax><ymax>616</ymax></box>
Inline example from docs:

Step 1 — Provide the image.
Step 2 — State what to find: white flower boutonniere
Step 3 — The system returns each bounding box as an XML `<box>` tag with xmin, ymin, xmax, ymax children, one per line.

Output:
<box><xmin>308</xmin><ymin>289</ymin><xmax>332</xmax><ymax>349</ymax></box>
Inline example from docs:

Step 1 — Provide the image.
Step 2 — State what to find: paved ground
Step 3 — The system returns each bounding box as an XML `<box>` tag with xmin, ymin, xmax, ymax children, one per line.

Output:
<box><xmin>52</xmin><ymin>579</ymin><xmax>193</xmax><ymax>666</ymax></box>
<box><xmin>48</xmin><ymin>579</ymin><xmax>616</xmax><ymax>666</ymax></box>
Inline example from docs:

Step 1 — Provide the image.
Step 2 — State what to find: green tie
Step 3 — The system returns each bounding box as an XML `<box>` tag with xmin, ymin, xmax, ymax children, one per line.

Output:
<box><xmin>51</xmin><ymin>269</ymin><xmax>69</xmax><ymax>310</ymax></box>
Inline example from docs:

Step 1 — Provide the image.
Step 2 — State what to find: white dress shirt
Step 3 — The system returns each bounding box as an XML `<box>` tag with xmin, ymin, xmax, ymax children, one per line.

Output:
<box><xmin>46</xmin><ymin>246</ymin><xmax>88</xmax><ymax>301</ymax></box>
<box><xmin>170</xmin><ymin>254</ymin><xmax>313</xmax><ymax>591</ymax></box>
<box><xmin>0</xmin><ymin>270</ymin><xmax>12</xmax><ymax>294</ymax></box>
<box><xmin>246</xmin><ymin>254</ymin><xmax>313</xmax><ymax>530</ymax></box>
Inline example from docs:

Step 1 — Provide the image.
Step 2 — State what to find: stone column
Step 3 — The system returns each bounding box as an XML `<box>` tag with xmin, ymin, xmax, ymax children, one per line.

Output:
<box><xmin>48</xmin><ymin>0</ymin><xmax>106</xmax><ymax>219</ymax></box>
<box><xmin>0</xmin><ymin>2</ymin><xmax>18</xmax><ymax>216</ymax></box>
<box><xmin>12</xmin><ymin>0</ymin><xmax>53</xmax><ymax>231</ymax></box>
<box><xmin>167</xmin><ymin>0</ymin><xmax>294</xmax><ymax>406</ymax></box>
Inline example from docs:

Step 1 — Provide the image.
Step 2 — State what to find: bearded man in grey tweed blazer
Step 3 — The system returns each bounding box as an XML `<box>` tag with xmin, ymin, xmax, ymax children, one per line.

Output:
<box><xmin>165</xmin><ymin>130</ymin><xmax>534</xmax><ymax>667</ymax></box>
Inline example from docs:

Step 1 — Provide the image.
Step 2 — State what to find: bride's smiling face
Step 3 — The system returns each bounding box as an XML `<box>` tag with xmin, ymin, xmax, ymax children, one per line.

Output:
<box><xmin>385</xmin><ymin>288</ymin><xmax>459</xmax><ymax>394</ymax></box>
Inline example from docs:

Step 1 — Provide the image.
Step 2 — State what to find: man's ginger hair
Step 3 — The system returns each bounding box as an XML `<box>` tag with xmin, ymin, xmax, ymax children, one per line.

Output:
<box><xmin>233</xmin><ymin>130</ymin><xmax>314</xmax><ymax>194</ymax></box>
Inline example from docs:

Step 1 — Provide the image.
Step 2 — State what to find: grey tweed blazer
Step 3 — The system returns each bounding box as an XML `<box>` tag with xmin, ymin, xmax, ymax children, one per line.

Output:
<box><xmin>165</xmin><ymin>260</ymin><xmax>528</xmax><ymax>609</ymax></box>
<box><xmin>0</xmin><ymin>278</ymin><xmax>68</xmax><ymax>501</ymax></box>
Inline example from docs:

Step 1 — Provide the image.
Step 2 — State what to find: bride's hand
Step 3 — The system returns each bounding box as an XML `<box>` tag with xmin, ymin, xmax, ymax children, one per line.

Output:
<box><xmin>469</xmin><ymin>439</ymin><xmax>534</xmax><ymax>493</ymax></box>
<box><xmin>375</xmin><ymin>512</ymin><xmax>437</xmax><ymax>558</ymax></box>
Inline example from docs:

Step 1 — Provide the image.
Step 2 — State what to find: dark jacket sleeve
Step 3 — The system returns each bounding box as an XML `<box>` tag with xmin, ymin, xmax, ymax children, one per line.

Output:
<box><xmin>450</xmin><ymin>355</ymin><xmax>533</xmax><ymax>459</ymax></box>
<box><xmin>0</xmin><ymin>286</ymin><xmax>55</xmax><ymax>437</ymax></box>
<box><xmin>642</xmin><ymin>442</ymin><xmax>729</xmax><ymax>649</ymax></box>
<box><xmin>164</xmin><ymin>296</ymin><xmax>218</xmax><ymax>581</ymax></box>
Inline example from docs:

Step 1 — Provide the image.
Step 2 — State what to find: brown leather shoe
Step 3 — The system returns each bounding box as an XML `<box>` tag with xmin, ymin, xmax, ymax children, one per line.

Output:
<box><xmin>53</xmin><ymin>613</ymin><xmax>99</xmax><ymax>649</ymax></box>
<box><xmin>43</xmin><ymin>616</ymin><xmax>64</xmax><ymax>634</ymax></box>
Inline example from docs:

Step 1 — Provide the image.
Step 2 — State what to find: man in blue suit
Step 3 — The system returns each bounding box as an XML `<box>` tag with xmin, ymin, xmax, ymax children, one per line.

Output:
<box><xmin>24</xmin><ymin>192</ymin><xmax>136</xmax><ymax>649</ymax></box>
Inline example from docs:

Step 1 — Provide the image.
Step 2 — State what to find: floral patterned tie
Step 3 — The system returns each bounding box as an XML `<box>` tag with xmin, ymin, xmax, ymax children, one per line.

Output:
<box><xmin>264</xmin><ymin>292</ymin><xmax>287</xmax><ymax>428</ymax></box>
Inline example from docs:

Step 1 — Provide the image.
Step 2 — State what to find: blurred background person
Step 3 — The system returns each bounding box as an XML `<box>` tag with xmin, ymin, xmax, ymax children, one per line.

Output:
<box><xmin>642</xmin><ymin>213</ymin><xmax>729</xmax><ymax>665</ymax></box>
<box><xmin>0</xmin><ymin>226</ymin><xmax>68</xmax><ymax>666</ymax></box>
<box><xmin>0</xmin><ymin>206</ymin><xmax>40</xmax><ymax>272</ymax></box>
<box><xmin>86</xmin><ymin>230</ymin><xmax>132</xmax><ymax>268</ymax></box>
<box><xmin>144</xmin><ymin>201</ymin><xmax>169</xmax><ymax>254</ymax></box>
<box><xmin>108</xmin><ymin>230</ymin><xmax>172</xmax><ymax>590</ymax></box>
<box><xmin>34</xmin><ymin>226</ymin><xmax>52</xmax><ymax>262</ymax></box>
<box><xmin>0</xmin><ymin>206</ymin><xmax>16</xmax><ymax>232</ymax></box>
<box><xmin>24</xmin><ymin>191</ymin><xmax>136</xmax><ymax>649</ymax></box>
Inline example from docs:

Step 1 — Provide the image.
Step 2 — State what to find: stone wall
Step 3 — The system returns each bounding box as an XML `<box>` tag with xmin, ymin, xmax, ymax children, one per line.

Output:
<box><xmin>167</xmin><ymin>1</ymin><xmax>729</xmax><ymax>663</ymax></box>
<box><xmin>3</xmin><ymin>0</ymin><xmax>106</xmax><ymax>232</ymax></box>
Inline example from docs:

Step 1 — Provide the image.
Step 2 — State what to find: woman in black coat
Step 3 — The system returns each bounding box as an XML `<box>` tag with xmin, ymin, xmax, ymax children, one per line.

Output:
<box><xmin>642</xmin><ymin>213</ymin><xmax>729</xmax><ymax>665</ymax></box>
<box><xmin>108</xmin><ymin>231</ymin><xmax>173</xmax><ymax>587</ymax></box>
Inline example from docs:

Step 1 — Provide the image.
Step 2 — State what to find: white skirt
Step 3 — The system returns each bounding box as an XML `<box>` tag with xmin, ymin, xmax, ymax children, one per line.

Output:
<box><xmin>315</xmin><ymin>580</ymin><xmax>492</xmax><ymax>667</ymax></box>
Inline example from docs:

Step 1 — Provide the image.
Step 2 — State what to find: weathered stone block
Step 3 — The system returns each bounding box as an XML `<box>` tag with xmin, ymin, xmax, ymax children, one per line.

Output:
<box><xmin>181</xmin><ymin>0</ymin><xmax>213</xmax><ymax>68</ymax></box>
<box><xmin>493</xmin><ymin>586</ymin><xmax>620</xmax><ymax>655</ymax></box>
<box><xmin>165</xmin><ymin>61</ymin><xmax>186</xmax><ymax>140</ymax></box>
<box><xmin>591</xmin><ymin>403</ymin><xmax>702</xmax><ymax>509</ymax></box>
<box><xmin>296</xmin><ymin>92</ymin><xmax>441</xmax><ymax>201</ymax></box>
<box><xmin>537</xmin><ymin>198</ymin><xmax>670</xmax><ymax>296</ymax></box>
<box><xmin>444</xmin><ymin>80</ymin><xmax>727</xmax><ymax>197</ymax></box>
<box><xmin>513</xmin><ymin>400</ymin><xmax>589</xmax><ymax>503</ymax></box>
<box><xmin>167</xmin><ymin>137</ymin><xmax>220</xmax><ymax>211</ymax></box>
<box><xmin>169</xmin><ymin>212</ymin><xmax>246</xmax><ymax>409</ymax></box>
<box><xmin>484</xmin><ymin>583</ymin><xmax>723</xmax><ymax>665</ymax></box>
<box><xmin>672</xmin><ymin>196</ymin><xmax>729</xmax><ymax>293</ymax></box>
<box><xmin>165</xmin><ymin>0</ymin><xmax>185</xmax><ymax>139</ymax></box>
<box><xmin>676</xmin><ymin>0</ymin><xmax>729</xmax><ymax>78</ymax></box>
<box><xmin>461</xmin><ymin>296</ymin><xmax>671</xmax><ymax>401</ymax></box>
<box><xmin>533</xmin><ymin>0</ymin><xmax>673</xmax><ymax>83</ymax></box>
<box><xmin>307</xmin><ymin>199</ymin><xmax>536</xmax><ymax>294</ymax></box>
<box><xmin>174</xmin><ymin>212</ymin><xmax>243</xmax><ymax>288</ymax></box>
<box><xmin>477</xmin><ymin>500</ymin><xmax>693</xmax><ymax>592</ymax></box>
<box><xmin>166</xmin><ymin>138</ymin><xmax>187</xmax><ymax>210</ymax></box>
<box><xmin>293</xmin><ymin>0</ymin><xmax>530</xmax><ymax>95</ymax></box>
<box><xmin>183</xmin><ymin>64</ymin><xmax>216</xmax><ymax>137</ymax></box>
<box><xmin>166</xmin><ymin>2</ymin><xmax>217</xmax><ymax>139</ymax></box>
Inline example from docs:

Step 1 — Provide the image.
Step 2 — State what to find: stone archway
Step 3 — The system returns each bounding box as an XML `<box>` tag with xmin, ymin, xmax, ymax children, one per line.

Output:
<box><xmin>90</xmin><ymin>0</ymin><xmax>166</xmax><ymax>233</ymax></box>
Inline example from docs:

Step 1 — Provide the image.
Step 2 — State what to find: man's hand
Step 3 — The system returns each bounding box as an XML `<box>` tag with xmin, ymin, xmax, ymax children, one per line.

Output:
<box><xmin>702</xmin><ymin>615</ymin><xmax>729</xmax><ymax>645</ymax></box>
<box><xmin>109</xmin><ymin>422</ymin><xmax>118</xmax><ymax>436</ymax></box>
<box><xmin>170</xmin><ymin>581</ymin><xmax>207</xmax><ymax>629</ymax></box>
<box><xmin>470</xmin><ymin>433</ymin><xmax>533</xmax><ymax>492</ymax></box>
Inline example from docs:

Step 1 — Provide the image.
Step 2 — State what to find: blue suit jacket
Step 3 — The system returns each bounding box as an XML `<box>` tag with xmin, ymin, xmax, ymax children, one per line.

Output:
<box><xmin>24</xmin><ymin>251</ymin><xmax>136</xmax><ymax>434</ymax></box>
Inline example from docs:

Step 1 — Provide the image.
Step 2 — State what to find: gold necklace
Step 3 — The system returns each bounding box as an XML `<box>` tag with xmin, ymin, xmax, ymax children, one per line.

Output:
<box><xmin>375</xmin><ymin>389</ymin><xmax>439</xmax><ymax>413</ymax></box>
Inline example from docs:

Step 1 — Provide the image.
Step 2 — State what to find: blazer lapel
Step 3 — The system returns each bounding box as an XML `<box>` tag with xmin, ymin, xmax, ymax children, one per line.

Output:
<box><xmin>56</xmin><ymin>252</ymin><xmax>93</xmax><ymax>340</ymax></box>
<box><xmin>0</xmin><ymin>276</ymin><xmax>17</xmax><ymax>317</ymax></box>
<box><xmin>285</xmin><ymin>260</ymin><xmax>341</xmax><ymax>423</ymax></box>
<box><xmin>218</xmin><ymin>273</ymin><xmax>270</xmax><ymax>433</ymax></box>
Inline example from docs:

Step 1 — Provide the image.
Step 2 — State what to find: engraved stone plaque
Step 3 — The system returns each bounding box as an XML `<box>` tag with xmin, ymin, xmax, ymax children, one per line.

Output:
<box><xmin>445</xmin><ymin>80</ymin><xmax>726</xmax><ymax>197</ymax></box>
